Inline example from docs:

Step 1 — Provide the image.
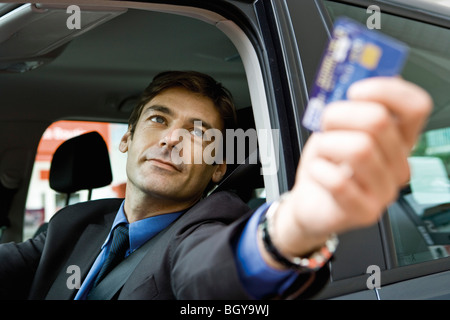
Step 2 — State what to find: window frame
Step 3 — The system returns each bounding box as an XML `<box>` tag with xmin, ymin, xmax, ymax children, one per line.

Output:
<box><xmin>13</xmin><ymin>0</ymin><xmax>286</xmax><ymax>242</ymax></box>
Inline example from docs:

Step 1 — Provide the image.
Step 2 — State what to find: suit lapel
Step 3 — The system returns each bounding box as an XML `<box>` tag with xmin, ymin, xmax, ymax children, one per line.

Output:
<box><xmin>45</xmin><ymin>219</ymin><xmax>112</xmax><ymax>299</ymax></box>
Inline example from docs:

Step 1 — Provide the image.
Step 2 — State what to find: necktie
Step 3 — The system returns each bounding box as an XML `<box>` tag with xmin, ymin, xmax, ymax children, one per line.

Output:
<box><xmin>92</xmin><ymin>224</ymin><xmax>129</xmax><ymax>287</ymax></box>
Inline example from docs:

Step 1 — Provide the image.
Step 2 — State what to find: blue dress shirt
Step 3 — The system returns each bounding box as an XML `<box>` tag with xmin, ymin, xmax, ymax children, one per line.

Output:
<box><xmin>75</xmin><ymin>200</ymin><xmax>297</xmax><ymax>300</ymax></box>
<box><xmin>236</xmin><ymin>202</ymin><xmax>298</xmax><ymax>298</ymax></box>
<box><xmin>74</xmin><ymin>201</ymin><xmax>182</xmax><ymax>300</ymax></box>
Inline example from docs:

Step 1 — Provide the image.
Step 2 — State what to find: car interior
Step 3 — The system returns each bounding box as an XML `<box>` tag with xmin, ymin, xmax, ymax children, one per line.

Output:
<box><xmin>0</xmin><ymin>2</ymin><xmax>266</xmax><ymax>244</ymax></box>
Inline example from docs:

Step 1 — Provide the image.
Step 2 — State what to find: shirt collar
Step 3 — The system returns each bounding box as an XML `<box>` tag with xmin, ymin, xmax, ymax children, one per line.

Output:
<box><xmin>102</xmin><ymin>200</ymin><xmax>184</xmax><ymax>252</ymax></box>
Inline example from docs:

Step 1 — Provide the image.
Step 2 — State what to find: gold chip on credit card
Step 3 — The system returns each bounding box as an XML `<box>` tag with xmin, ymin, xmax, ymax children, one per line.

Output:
<box><xmin>359</xmin><ymin>44</ymin><xmax>382</xmax><ymax>70</ymax></box>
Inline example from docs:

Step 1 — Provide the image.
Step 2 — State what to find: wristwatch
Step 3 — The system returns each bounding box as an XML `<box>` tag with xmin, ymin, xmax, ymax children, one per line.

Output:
<box><xmin>258</xmin><ymin>193</ymin><xmax>339</xmax><ymax>271</ymax></box>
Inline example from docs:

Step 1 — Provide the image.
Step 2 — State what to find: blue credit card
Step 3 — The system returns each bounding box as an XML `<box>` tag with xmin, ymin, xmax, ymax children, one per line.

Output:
<box><xmin>302</xmin><ymin>17</ymin><xmax>409</xmax><ymax>131</ymax></box>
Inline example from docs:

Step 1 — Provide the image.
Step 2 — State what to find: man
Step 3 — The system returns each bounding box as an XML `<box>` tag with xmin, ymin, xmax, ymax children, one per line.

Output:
<box><xmin>0</xmin><ymin>71</ymin><xmax>431</xmax><ymax>299</ymax></box>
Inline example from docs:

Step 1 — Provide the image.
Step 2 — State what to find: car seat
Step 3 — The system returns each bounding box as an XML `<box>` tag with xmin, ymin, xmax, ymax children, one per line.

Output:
<box><xmin>49</xmin><ymin>131</ymin><xmax>113</xmax><ymax>204</ymax></box>
<box><xmin>34</xmin><ymin>131</ymin><xmax>113</xmax><ymax>236</ymax></box>
<box><xmin>212</xmin><ymin>106</ymin><xmax>265</xmax><ymax>206</ymax></box>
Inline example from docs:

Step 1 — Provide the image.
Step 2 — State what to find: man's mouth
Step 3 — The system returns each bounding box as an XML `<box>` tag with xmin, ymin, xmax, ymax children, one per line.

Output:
<box><xmin>147</xmin><ymin>158</ymin><xmax>181</xmax><ymax>172</ymax></box>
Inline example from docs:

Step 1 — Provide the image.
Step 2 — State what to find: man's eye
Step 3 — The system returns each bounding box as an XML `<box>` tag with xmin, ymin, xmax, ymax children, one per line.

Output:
<box><xmin>150</xmin><ymin>115</ymin><xmax>165</xmax><ymax>124</ymax></box>
<box><xmin>191</xmin><ymin>127</ymin><xmax>204</xmax><ymax>137</ymax></box>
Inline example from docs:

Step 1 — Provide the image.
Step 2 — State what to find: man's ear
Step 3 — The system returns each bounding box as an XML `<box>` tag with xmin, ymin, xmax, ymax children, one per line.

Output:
<box><xmin>211</xmin><ymin>162</ymin><xmax>227</xmax><ymax>183</ymax></box>
<box><xmin>119</xmin><ymin>130</ymin><xmax>131</xmax><ymax>153</ymax></box>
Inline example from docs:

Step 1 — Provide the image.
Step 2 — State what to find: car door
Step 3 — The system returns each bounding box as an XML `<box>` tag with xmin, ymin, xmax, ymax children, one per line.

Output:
<box><xmin>263</xmin><ymin>0</ymin><xmax>450</xmax><ymax>299</ymax></box>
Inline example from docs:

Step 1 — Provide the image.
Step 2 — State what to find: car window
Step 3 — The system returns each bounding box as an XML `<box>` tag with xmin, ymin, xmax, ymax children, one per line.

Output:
<box><xmin>323</xmin><ymin>1</ymin><xmax>450</xmax><ymax>267</ymax></box>
<box><xmin>24</xmin><ymin>120</ymin><xmax>128</xmax><ymax>240</ymax></box>
<box><xmin>0</xmin><ymin>4</ymin><xmax>276</xmax><ymax>244</ymax></box>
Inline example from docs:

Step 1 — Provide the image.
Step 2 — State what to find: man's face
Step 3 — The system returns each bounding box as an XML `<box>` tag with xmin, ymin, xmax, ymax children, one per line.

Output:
<box><xmin>119</xmin><ymin>87</ymin><xmax>227</xmax><ymax>208</ymax></box>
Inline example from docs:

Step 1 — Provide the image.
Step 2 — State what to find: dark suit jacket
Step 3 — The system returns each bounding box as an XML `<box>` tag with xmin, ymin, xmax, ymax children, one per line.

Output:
<box><xmin>0</xmin><ymin>191</ymin><xmax>329</xmax><ymax>300</ymax></box>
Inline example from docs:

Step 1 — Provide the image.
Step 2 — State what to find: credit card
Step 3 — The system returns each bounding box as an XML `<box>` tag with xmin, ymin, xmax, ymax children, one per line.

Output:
<box><xmin>302</xmin><ymin>17</ymin><xmax>409</xmax><ymax>131</ymax></box>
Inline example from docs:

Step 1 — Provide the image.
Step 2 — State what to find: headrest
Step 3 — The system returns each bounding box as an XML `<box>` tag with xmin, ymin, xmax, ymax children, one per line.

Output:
<box><xmin>49</xmin><ymin>131</ymin><xmax>113</xmax><ymax>194</ymax></box>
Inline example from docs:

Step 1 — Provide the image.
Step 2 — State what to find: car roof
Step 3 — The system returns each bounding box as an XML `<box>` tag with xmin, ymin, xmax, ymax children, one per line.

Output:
<box><xmin>0</xmin><ymin>3</ymin><xmax>250</xmax><ymax>128</ymax></box>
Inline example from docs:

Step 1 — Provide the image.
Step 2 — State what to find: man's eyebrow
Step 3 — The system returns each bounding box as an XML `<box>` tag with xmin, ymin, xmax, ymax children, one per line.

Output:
<box><xmin>190</xmin><ymin>118</ymin><xmax>214</xmax><ymax>130</ymax></box>
<box><xmin>143</xmin><ymin>105</ymin><xmax>174</xmax><ymax>116</ymax></box>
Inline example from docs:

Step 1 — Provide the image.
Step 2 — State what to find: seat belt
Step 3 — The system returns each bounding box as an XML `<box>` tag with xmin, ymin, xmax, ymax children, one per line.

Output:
<box><xmin>87</xmin><ymin>238</ymin><xmax>153</xmax><ymax>300</ymax></box>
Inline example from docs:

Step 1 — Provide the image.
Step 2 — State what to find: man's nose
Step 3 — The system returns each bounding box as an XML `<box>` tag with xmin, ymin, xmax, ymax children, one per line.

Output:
<box><xmin>159</xmin><ymin>127</ymin><xmax>188</xmax><ymax>149</ymax></box>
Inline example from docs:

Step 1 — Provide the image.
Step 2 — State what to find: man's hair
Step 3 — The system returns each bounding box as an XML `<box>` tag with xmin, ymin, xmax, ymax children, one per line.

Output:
<box><xmin>128</xmin><ymin>70</ymin><xmax>237</xmax><ymax>137</ymax></box>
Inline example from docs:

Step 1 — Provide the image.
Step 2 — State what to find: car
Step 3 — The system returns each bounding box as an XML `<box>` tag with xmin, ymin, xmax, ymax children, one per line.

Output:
<box><xmin>0</xmin><ymin>0</ymin><xmax>450</xmax><ymax>300</ymax></box>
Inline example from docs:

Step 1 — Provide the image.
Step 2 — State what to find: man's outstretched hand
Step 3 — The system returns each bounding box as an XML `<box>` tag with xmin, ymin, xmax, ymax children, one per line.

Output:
<box><xmin>261</xmin><ymin>77</ymin><xmax>432</xmax><ymax>267</ymax></box>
